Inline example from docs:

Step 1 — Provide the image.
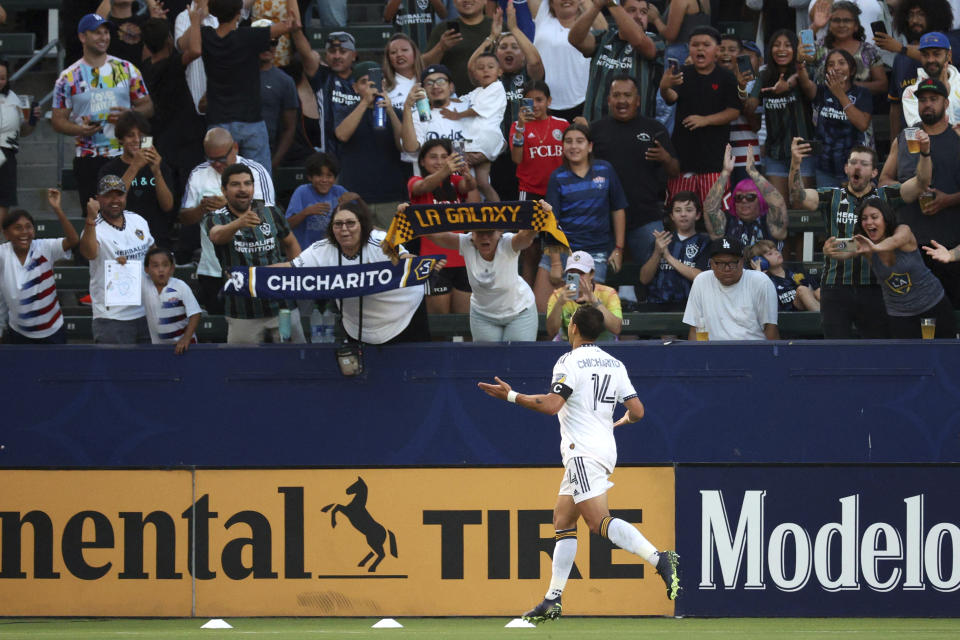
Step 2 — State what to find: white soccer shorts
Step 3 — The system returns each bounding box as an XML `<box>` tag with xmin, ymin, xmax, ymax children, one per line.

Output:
<box><xmin>558</xmin><ymin>456</ymin><xmax>614</xmax><ymax>504</ymax></box>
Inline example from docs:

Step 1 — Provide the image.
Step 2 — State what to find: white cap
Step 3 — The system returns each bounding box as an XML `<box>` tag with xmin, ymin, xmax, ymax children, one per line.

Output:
<box><xmin>565</xmin><ymin>251</ymin><xmax>595</xmax><ymax>274</ymax></box>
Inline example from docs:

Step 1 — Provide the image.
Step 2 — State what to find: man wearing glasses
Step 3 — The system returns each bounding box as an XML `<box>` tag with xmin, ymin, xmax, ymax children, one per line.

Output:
<box><xmin>179</xmin><ymin>127</ymin><xmax>276</xmax><ymax>313</ymax></box>
<box><xmin>682</xmin><ymin>236</ymin><xmax>779</xmax><ymax>340</ymax></box>
<box><xmin>400</xmin><ymin>64</ymin><xmax>472</xmax><ymax>159</ymax></box>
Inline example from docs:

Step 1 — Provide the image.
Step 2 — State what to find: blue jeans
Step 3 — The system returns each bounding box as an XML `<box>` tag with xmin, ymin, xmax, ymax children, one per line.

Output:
<box><xmin>538</xmin><ymin>250</ymin><xmax>609</xmax><ymax>283</ymax></box>
<box><xmin>626</xmin><ymin>219</ymin><xmax>664</xmax><ymax>266</ymax></box>
<box><xmin>470</xmin><ymin>304</ymin><xmax>539</xmax><ymax>342</ymax></box>
<box><xmin>210</xmin><ymin>121</ymin><xmax>272</xmax><ymax>175</ymax></box>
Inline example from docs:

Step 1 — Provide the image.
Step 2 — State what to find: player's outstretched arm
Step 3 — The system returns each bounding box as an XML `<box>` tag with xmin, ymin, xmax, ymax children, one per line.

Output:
<box><xmin>613</xmin><ymin>396</ymin><xmax>645</xmax><ymax>428</ymax></box>
<box><xmin>478</xmin><ymin>376</ymin><xmax>566</xmax><ymax>416</ymax></box>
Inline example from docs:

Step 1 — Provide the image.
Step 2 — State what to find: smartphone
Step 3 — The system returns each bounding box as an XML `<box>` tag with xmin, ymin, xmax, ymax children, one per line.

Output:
<box><xmin>521</xmin><ymin>97</ymin><xmax>534</xmax><ymax>114</ymax></box>
<box><xmin>834</xmin><ymin>237</ymin><xmax>855</xmax><ymax>251</ymax></box>
<box><xmin>140</xmin><ymin>135</ymin><xmax>153</xmax><ymax>149</ymax></box>
<box><xmin>367</xmin><ymin>67</ymin><xmax>383</xmax><ymax>92</ymax></box>
<box><xmin>667</xmin><ymin>57</ymin><xmax>680</xmax><ymax>74</ymax></box>
<box><xmin>736</xmin><ymin>54</ymin><xmax>754</xmax><ymax>76</ymax></box>
<box><xmin>451</xmin><ymin>137</ymin><xmax>465</xmax><ymax>157</ymax></box>
<box><xmin>800</xmin><ymin>29</ymin><xmax>814</xmax><ymax>49</ymax></box>
<box><xmin>448</xmin><ymin>21</ymin><xmax>460</xmax><ymax>34</ymax></box>
<box><xmin>870</xmin><ymin>21</ymin><xmax>887</xmax><ymax>36</ymax></box>
<box><xmin>565</xmin><ymin>272</ymin><xmax>580</xmax><ymax>298</ymax></box>
<box><xmin>799</xmin><ymin>138</ymin><xmax>824</xmax><ymax>155</ymax></box>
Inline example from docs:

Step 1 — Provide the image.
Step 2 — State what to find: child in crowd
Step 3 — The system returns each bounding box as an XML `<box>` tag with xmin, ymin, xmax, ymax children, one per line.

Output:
<box><xmin>142</xmin><ymin>247</ymin><xmax>202</xmax><ymax>354</ymax></box>
<box><xmin>639</xmin><ymin>191</ymin><xmax>710</xmax><ymax>311</ymax></box>
<box><xmin>440</xmin><ymin>53</ymin><xmax>507</xmax><ymax>202</ymax></box>
<box><xmin>285</xmin><ymin>152</ymin><xmax>347</xmax><ymax>251</ymax></box>
<box><xmin>408</xmin><ymin>138</ymin><xmax>477</xmax><ymax>314</ymax></box>
<box><xmin>747</xmin><ymin>239</ymin><xmax>821</xmax><ymax>312</ymax></box>
<box><xmin>509</xmin><ymin>80</ymin><xmax>568</xmax><ymax>200</ymax></box>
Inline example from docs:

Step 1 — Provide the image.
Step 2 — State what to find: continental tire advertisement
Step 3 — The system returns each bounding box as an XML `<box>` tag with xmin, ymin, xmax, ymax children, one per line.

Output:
<box><xmin>0</xmin><ymin>468</ymin><xmax>675</xmax><ymax>617</ymax></box>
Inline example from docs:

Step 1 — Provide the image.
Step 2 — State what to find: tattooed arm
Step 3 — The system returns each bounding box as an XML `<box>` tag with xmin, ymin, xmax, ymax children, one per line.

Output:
<box><xmin>744</xmin><ymin>145</ymin><xmax>788</xmax><ymax>240</ymax></box>
<box><xmin>702</xmin><ymin>144</ymin><xmax>734</xmax><ymax>239</ymax></box>
<box><xmin>789</xmin><ymin>137</ymin><xmax>819</xmax><ymax>210</ymax></box>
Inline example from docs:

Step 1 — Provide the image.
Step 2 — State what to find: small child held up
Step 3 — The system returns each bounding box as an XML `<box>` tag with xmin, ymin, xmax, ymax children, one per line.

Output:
<box><xmin>142</xmin><ymin>247</ymin><xmax>202</xmax><ymax>353</ymax></box>
<box><xmin>440</xmin><ymin>53</ymin><xmax>506</xmax><ymax>201</ymax></box>
<box><xmin>747</xmin><ymin>239</ymin><xmax>820</xmax><ymax>312</ymax></box>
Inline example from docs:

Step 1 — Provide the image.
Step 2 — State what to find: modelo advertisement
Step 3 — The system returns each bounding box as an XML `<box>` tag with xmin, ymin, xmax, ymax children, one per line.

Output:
<box><xmin>676</xmin><ymin>465</ymin><xmax>960</xmax><ymax>617</ymax></box>
<box><xmin>0</xmin><ymin>468</ymin><xmax>675</xmax><ymax>617</ymax></box>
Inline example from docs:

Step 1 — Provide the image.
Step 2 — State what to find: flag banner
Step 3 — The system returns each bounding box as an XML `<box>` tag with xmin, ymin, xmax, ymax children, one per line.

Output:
<box><xmin>383</xmin><ymin>200</ymin><xmax>570</xmax><ymax>256</ymax></box>
<box><xmin>222</xmin><ymin>255</ymin><xmax>442</xmax><ymax>299</ymax></box>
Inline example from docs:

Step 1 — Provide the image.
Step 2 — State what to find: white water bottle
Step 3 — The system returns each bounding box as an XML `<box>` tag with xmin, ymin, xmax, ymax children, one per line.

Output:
<box><xmin>320</xmin><ymin>305</ymin><xmax>337</xmax><ymax>343</ymax></box>
<box><xmin>310</xmin><ymin>305</ymin><xmax>323</xmax><ymax>343</ymax></box>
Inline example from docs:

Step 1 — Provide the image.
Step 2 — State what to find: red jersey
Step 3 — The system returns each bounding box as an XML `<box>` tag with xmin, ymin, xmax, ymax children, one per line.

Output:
<box><xmin>407</xmin><ymin>174</ymin><xmax>466</xmax><ymax>268</ymax></box>
<box><xmin>509</xmin><ymin>116</ymin><xmax>569</xmax><ymax>196</ymax></box>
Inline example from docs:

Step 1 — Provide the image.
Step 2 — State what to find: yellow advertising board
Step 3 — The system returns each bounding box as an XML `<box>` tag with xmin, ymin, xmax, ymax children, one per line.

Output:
<box><xmin>0</xmin><ymin>467</ymin><xmax>674</xmax><ymax>617</ymax></box>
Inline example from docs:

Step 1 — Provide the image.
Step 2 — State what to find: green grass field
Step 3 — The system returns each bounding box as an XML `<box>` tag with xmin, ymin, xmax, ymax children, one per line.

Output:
<box><xmin>1</xmin><ymin>617</ymin><xmax>959</xmax><ymax>639</ymax></box>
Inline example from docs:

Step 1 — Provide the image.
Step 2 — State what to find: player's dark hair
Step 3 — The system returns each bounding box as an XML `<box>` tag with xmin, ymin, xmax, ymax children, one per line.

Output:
<box><xmin>115</xmin><ymin>110</ymin><xmax>151</xmax><ymax>140</ymax></box>
<box><xmin>221</xmin><ymin>163</ymin><xmax>255</xmax><ymax>189</ymax></box>
<box><xmin>141</xmin><ymin>18</ymin><xmax>171</xmax><ymax>55</ymax></box>
<box><xmin>855</xmin><ymin>197</ymin><xmax>898</xmax><ymax>239</ymax></box>
<box><xmin>607</xmin><ymin>73</ymin><xmax>638</xmax><ymax>94</ymax></box>
<box><xmin>327</xmin><ymin>198</ymin><xmax>375</xmax><ymax>250</ymax></box>
<box><xmin>847</xmin><ymin>145</ymin><xmax>879</xmax><ymax>169</ymax></box>
<box><xmin>570</xmin><ymin>305</ymin><xmax>605</xmax><ymax>342</ymax></box>
<box><xmin>2</xmin><ymin>208</ymin><xmax>34</xmax><ymax>231</ymax></box>
<box><xmin>417</xmin><ymin>139</ymin><xmax>459</xmax><ymax>203</ymax></box>
<box><xmin>305</xmin><ymin>152</ymin><xmax>339</xmax><ymax>178</ymax></box>
<box><xmin>145</xmin><ymin>246</ymin><xmax>175</xmax><ymax>268</ymax></box>
<box><xmin>524</xmin><ymin>79</ymin><xmax>551</xmax><ymax>98</ymax></box>
<box><xmin>210</xmin><ymin>0</ymin><xmax>243</xmax><ymax>23</ymax></box>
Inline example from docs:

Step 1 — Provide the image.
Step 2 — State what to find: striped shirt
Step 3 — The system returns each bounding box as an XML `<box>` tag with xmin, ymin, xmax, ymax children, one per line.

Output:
<box><xmin>143</xmin><ymin>276</ymin><xmax>202</xmax><ymax>343</ymax></box>
<box><xmin>0</xmin><ymin>239</ymin><xmax>71</xmax><ymax>339</ymax></box>
<box><xmin>545</xmin><ymin>160</ymin><xmax>628</xmax><ymax>253</ymax></box>
<box><xmin>817</xmin><ymin>184</ymin><xmax>902</xmax><ymax>287</ymax></box>
<box><xmin>181</xmin><ymin>155</ymin><xmax>275</xmax><ymax>278</ymax></box>
<box><xmin>583</xmin><ymin>28</ymin><xmax>664</xmax><ymax>122</ymax></box>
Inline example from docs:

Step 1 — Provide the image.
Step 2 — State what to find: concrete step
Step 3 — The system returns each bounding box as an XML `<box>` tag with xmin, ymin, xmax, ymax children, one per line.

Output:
<box><xmin>16</xmin><ymin>139</ymin><xmax>58</xmax><ymax>165</ymax></box>
<box><xmin>15</xmin><ymin>188</ymin><xmax>80</xmax><ymax>214</ymax></box>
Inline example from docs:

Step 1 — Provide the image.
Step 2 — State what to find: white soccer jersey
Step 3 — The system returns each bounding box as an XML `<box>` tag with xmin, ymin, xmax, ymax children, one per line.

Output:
<box><xmin>551</xmin><ymin>344</ymin><xmax>637</xmax><ymax>471</ymax></box>
<box><xmin>88</xmin><ymin>212</ymin><xmax>154</xmax><ymax>321</ymax></box>
<box><xmin>143</xmin><ymin>276</ymin><xmax>202</xmax><ymax>344</ymax></box>
<box><xmin>0</xmin><ymin>239</ymin><xmax>71</xmax><ymax>339</ymax></box>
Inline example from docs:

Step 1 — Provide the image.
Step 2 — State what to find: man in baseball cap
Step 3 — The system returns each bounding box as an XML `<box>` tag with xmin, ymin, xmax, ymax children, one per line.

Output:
<box><xmin>546</xmin><ymin>251</ymin><xmax>624</xmax><ymax>341</ymax></box>
<box><xmin>903</xmin><ymin>31</ymin><xmax>960</xmax><ymax>126</ymax></box>
<box><xmin>682</xmin><ymin>236</ymin><xmax>779</xmax><ymax>340</ymax></box>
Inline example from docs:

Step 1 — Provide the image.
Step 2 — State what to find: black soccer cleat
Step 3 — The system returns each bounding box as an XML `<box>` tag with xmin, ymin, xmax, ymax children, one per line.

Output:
<box><xmin>656</xmin><ymin>550</ymin><xmax>681</xmax><ymax>600</ymax></box>
<box><xmin>521</xmin><ymin>596</ymin><xmax>562</xmax><ymax>624</ymax></box>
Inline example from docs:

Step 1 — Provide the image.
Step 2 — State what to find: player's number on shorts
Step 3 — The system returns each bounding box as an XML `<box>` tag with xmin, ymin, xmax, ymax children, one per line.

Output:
<box><xmin>591</xmin><ymin>373</ymin><xmax>616</xmax><ymax>410</ymax></box>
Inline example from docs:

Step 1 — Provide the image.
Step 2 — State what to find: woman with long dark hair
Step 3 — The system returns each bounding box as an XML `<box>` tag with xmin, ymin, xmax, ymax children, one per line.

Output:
<box><xmin>383</xmin><ymin>33</ymin><xmax>424</xmax><ymax>112</ymax></box>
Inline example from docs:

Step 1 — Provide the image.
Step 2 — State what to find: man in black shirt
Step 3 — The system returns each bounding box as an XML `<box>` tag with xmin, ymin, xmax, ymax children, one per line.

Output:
<box><xmin>659</xmin><ymin>25</ymin><xmax>739</xmax><ymax>205</ymax></box>
<box><xmin>591</xmin><ymin>74</ymin><xmax>678</xmax><ymax>275</ymax></box>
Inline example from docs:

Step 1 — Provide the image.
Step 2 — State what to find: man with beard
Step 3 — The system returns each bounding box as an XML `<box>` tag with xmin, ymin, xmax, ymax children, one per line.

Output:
<box><xmin>790</xmin><ymin>134</ymin><xmax>932</xmax><ymax>338</ymax></box>
<box><xmin>400</xmin><ymin>64</ymin><xmax>471</xmax><ymax>158</ymax></box>
<box><xmin>206</xmin><ymin>164</ymin><xmax>302</xmax><ymax>344</ymax></box>
<box><xmin>77</xmin><ymin>175</ymin><xmax>155</xmax><ymax>344</ymax></box>
<box><xmin>902</xmin><ymin>32</ymin><xmax>960</xmax><ymax>127</ymax></box>
<box><xmin>568</xmin><ymin>0</ymin><xmax>661</xmax><ymax>122</ymax></box>
<box><xmin>878</xmin><ymin>0</ymin><xmax>955</xmax><ymax>139</ymax></box>
<box><xmin>880</xmin><ymin>78</ymin><xmax>960</xmax><ymax>308</ymax></box>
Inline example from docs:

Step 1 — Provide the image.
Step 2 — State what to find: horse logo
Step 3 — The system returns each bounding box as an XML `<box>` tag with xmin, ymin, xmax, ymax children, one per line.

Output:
<box><xmin>321</xmin><ymin>477</ymin><xmax>398</xmax><ymax>572</ymax></box>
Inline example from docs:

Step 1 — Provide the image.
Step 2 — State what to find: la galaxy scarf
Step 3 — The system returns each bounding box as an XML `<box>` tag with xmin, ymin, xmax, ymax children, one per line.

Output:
<box><xmin>222</xmin><ymin>255</ymin><xmax>442</xmax><ymax>299</ymax></box>
<box><xmin>383</xmin><ymin>200</ymin><xmax>570</xmax><ymax>257</ymax></box>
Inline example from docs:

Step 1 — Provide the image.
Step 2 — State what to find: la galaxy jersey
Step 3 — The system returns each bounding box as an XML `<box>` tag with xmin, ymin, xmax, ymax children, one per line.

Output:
<box><xmin>550</xmin><ymin>344</ymin><xmax>637</xmax><ymax>471</ymax></box>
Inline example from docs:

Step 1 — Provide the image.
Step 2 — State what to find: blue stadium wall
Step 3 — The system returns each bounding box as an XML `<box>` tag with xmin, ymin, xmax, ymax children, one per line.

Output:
<box><xmin>2</xmin><ymin>343</ymin><xmax>959</xmax><ymax>617</ymax></box>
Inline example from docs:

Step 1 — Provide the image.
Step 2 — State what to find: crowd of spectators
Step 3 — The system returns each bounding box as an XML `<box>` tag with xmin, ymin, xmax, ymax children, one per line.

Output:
<box><xmin>2</xmin><ymin>0</ymin><xmax>960</xmax><ymax>346</ymax></box>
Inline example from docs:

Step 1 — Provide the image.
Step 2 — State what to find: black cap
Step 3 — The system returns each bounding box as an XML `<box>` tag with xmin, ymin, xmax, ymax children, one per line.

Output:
<box><xmin>707</xmin><ymin>236</ymin><xmax>744</xmax><ymax>259</ymax></box>
<box><xmin>421</xmin><ymin>64</ymin><xmax>452</xmax><ymax>84</ymax></box>
<box><xmin>915</xmin><ymin>77</ymin><xmax>949</xmax><ymax>98</ymax></box>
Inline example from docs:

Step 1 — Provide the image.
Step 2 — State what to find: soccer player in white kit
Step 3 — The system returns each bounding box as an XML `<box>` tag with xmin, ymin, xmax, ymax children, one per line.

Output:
<box><xmin>478</xmin><ymin>305</ymin><xmax>680</xmax><ymax>624</ymax></box>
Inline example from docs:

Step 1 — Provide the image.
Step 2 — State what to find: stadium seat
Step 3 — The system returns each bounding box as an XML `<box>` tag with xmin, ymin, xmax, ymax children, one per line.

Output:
<box><xmin>54</xmin><ymin>265</ymin><xmax>196</xmax><ymax>289</ymax></box>
<box><xmin>34</xmin><ymin>218</ymin><xmax>84</xmax><ymax>239</ymax></box>
<box><xmin>305</xmin><ymin>25</ymin><xmax>394</xmax><ymax>51</ymax></box>
<box><xmin>0</xmin><ymin>33</ymin><xmax>36</xmax><ymax>57</ymax></box>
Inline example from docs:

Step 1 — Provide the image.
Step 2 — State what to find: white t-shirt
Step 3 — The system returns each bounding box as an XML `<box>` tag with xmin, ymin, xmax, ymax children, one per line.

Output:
<box><xmin>182</xmin><ymin>155</ymin><xmax>275</xmax><ymax>278</ymax></box>
<box><xmin>682</xmin><ymin>269</ymin><xmax>778</xmax><ymax>340</ymax></box>
<box><xmin>551</xmin><ymin>343</ymin><xmax>637</xmax><ymax>471</ymax></box>
<box><xmin>88</xmin><ymin>212</ymin><xmax>155</xmax><ymax>321</ymax></box>
<box><xmin>291</xmin><ymin>230</ymin><xmax>423</xmax><ymax>344</ymax></box>
<box><xmin>0</xmin><ymin>239</ymin><xmax>71</xmax><ymax>338</ymax></box>
<box><xmin>143</xmin><ymin>275</ymin><xmax>202</xmax><ymax>344</ymax></box>
<box><xmin>459</xmin><ymin>233</ymin><xmax>534</xmax><ymax>319</ymax></box>
<box><xmin>174</xmin><ymin>5</ymin><xmax>221</xmax><ymax>114</ymax></box>
<box><xmin>534</xmin><ymin>0</ymin><xmax>590</xmax><ymax>110</ymax></box>
<box><xmin>388</xmin><ymin>74</ymin><xmax>416</xmax><ymax>111</ymax></box>
<box><xmin>462</xmin><ymin>82</ymin><xmax>507</xmax><ymax>159</ymax></box>
<box><xmin>0</xmin><ymin>90</ymin><xmax>24</xmax><ymax>151</ymax></box>
<box><xmin>413</xmin><ymin>100</ymin><xmax>471</xmax><ymax>147</ymax></box>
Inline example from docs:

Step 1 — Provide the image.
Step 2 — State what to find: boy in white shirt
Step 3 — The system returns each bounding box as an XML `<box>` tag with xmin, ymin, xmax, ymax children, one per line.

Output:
<box><xmin>142</xmin><ymin>246</ymin><xmax>202</xmax><ymax>353</ymax></box>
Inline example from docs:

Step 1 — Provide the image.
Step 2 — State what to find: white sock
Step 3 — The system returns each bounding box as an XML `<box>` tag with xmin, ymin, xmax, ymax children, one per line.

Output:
<box><xmin>605</xmin><ymin>517</ymin><xmax>659</xmax><ymax>566</ymax></box>
<box><xmin>545</xmin><ymin>530</ymin><xmax>577</xmax><ymax>600</ymax></box>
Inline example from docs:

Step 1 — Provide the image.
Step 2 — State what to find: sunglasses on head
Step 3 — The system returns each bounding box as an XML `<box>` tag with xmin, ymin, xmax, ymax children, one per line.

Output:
<box><xmin>735</xmin><ymin>192</ymin><xmax>758</xmax><ymax>202</ymax></box>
